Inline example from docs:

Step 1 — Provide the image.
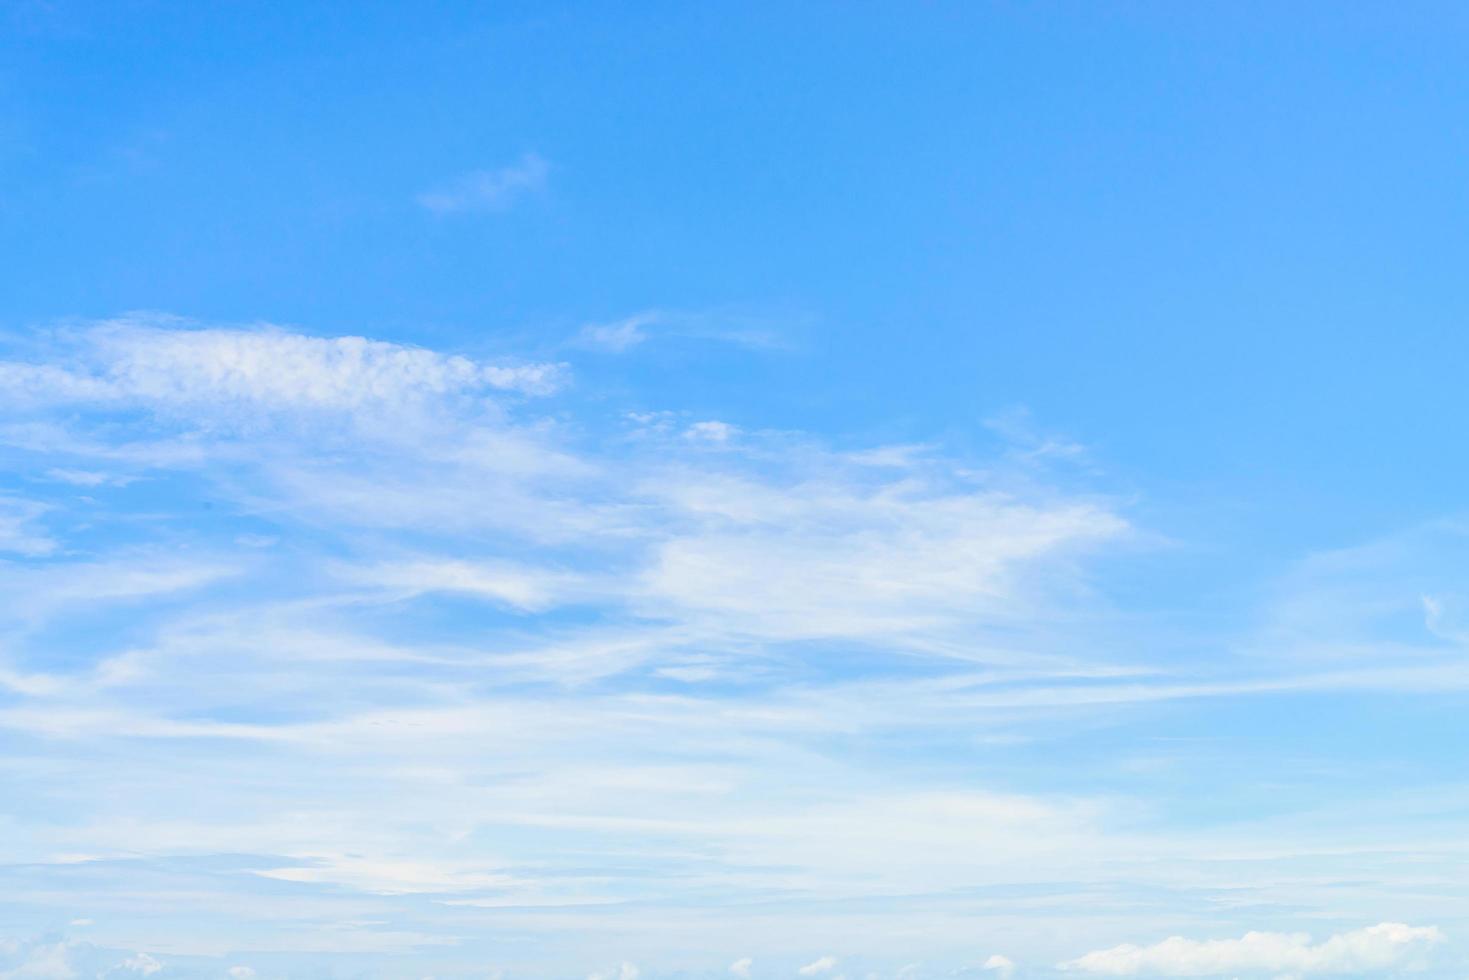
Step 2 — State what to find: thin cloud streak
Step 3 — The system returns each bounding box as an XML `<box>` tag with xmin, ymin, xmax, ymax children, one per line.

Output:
<box><xmin>418</xmin><ymin>153</ymin><xmax>549</xmax><ymax>214</ymax></box>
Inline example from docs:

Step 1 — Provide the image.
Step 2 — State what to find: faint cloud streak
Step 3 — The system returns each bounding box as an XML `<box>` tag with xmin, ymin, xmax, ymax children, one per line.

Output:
<box><xmin>418</xmin><ymin>153</ymin><xmax>549</xmax><ymax>214</ymax></box>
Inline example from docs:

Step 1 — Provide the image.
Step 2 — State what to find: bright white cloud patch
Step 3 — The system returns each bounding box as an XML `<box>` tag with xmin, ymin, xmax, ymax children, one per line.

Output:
<box><xmin>982</xmin><ymin>954</ymin><xmax>1014</xmax><ymax>977</ymax></box>
<box><xmin>730</xmin><ymin>958</ymin><xmax>754</xmax><ymax>978</ymax></box>
<box><xmin>798</xmin><ymin>956</ymin><xmax>838</xmax><ymax>976</ymax></box>
<box><xmin>1061</xmin><ymin>923</ymin><xmax>1443</xmax><ymax>976</ymax></box>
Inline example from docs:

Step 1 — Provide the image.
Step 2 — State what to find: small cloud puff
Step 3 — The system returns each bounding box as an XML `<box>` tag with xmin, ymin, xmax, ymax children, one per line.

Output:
<box><xmin>684</xmin><ymin>420</ymin><xmax>738</xmax><ymax>443</ymax></box>
<box><xmin>799</xmin><ymin>956</ymin><xmax>838</xmax><ymax>976</ymax></box>
<box><xmin>982</xmin><ymin>955</ymin><xmax>1015</xmax><ymax>977</ymax></box>
<box><xmin>730</xmin><ymin>958</ymin><xmax>754</xmax><ymax>978</ymax></box>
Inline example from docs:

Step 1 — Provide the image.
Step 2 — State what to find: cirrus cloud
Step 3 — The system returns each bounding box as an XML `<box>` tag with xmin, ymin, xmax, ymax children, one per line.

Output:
<box><xmin>418</xmin><ymin>153</ymin><xmax>549</xmax><ymax>214</ymax></box>
<box><xmin>0</xmin><ymin>317</ymin><xmax>566</xmax><ymax>415</ymax></box>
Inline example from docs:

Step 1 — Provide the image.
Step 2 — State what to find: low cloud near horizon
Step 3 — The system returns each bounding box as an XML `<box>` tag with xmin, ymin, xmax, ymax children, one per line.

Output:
<box><xmin>1061</xmin><ymin>923</ymin><xmax>1443</xmax><ymax>977</ymax></box>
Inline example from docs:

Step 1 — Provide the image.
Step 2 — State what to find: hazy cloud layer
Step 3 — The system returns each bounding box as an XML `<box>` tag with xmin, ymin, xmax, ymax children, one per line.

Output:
<box><xmin>0</xmin><ymin>319</ymin><xmax>1464</xmax><ymax>977</ymax></box>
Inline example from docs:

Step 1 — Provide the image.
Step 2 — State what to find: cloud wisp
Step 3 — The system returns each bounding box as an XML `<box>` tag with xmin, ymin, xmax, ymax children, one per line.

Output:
<box><xmin>571</xmin><ymin>309</ymin><xmax>794</xmax><ymax>353</ymax></box>
<box><xmin>417</xmin><ymin>153</ymin><xmax>550</xmax><ymax>214</ymax></box>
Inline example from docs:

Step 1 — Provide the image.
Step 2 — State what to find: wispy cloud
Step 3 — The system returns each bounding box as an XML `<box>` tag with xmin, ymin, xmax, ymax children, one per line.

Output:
<box><xmin>574</xmin><ymin>312</ymin><xmax>658</xmax><ymax>352</ymax></box>
<box><xmin>417</xmin><ymin>153</ymin><xmax>550</xmax><ymax>214</ymax></box>
<box><xmin>571</xmin><ymin>308</ymin><xmax>796</xmax><ymax>353</ymax></box>
<box><xmin>4</xmin><ymin>317</ymin><xmax>1465</xmax><ymax>977</ymax></box>
<box><xmin>0</xmin><ymin>937</ymin><xmax>170</xmax><ymax>980</ymax></box>
<box><xmin>0</xmin><ymin>494</ymin><xmax>55</xmax><ymax>555</ymax></box>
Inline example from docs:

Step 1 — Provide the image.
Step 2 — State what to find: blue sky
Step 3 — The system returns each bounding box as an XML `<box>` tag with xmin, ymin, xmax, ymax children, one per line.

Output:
<box><xmin>4</xmin><ymin>2</ymin><xmax>1469</xmax><ymax>978</ymax></box>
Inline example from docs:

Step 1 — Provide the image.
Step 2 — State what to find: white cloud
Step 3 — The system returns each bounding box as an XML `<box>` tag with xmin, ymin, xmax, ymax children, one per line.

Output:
<box><xmin>336</xmin><ymin>558</ymin><xmax>572</xmax><ymax>611</ymax></box>
<box><xmin>0</xmin><ymin>941</ymin><xmax>75</xmax><ymax>980</ymax></box>
<box><xmin>571</xmin><ymin>308</ymin><xmax>793</xmax><ymax>353</ymax></box>
<box><xmin>0</xmin><ymin>361</ymin><xmax>113</xmax><ymax>405</ymax></box>
<box><xmin>0</xmin><ymin>319</ymin><xmax>565</xmax><ymax>417</ymax></box>
<box><xmin>1060</xmin><ymin>922</ymin><xmax>1443</xmax><ymax>976</ymax></box>
<box><xmin>575</xmin><ymin>313</ymin><xmax>657</xmax><ymax>352</ymax></box>
<box><xmin>588</xmin><ymin>963</ymin><xmax>639</xmax><ymax>980</ymax></box>
<box><xmin>0</xmin><ymin>664</ymin><xmax>68</xmax><ymax>697</ymax></box>
<box><xmin>0</xmin><ymin>556</ymin><xmax>237</xmax><ymax>628</ymax></box>
<box><xmin>984</xmin><ymin>407</ymin><xmax>1085</xmax><ymax>463</ymax></box>
<box><xmin>843</xmin><ymin>444</ymin><xmax>930</xmax><ymax>468</ymax></box>
<box><xmin>982</xmin><ymin>955</ymin><xmax>1014</xmax><ymax>977</ymax></box>
<box><xmin>418</xmin><ymin>153</ymin><xmax>549</xmax><ymax>213</ymax></box>
<box><xmin>254</xmin><ymin>854</ymin><xmax>516</xmax><ymax>895</ymax></box>
<box><xmin>0</xmin><ymin>941</ymin><xmax>186</xmax><ymax>980</ymax></box>
<box><xmin>0</xmin><ymin>496</ymin><xmax>55</xmax><ymax>556</ymax></box>
<box><xmin>637</xmin><ymin>478</ymin><xmax>1124</xmax><ymax>642</ymax></box>
<box><xmin>799</xmin><ymin>957</ymin><xmax>837</xmax><ymax>976</ymax></box>
<box><xmin>684</xmin><ymin>420</ymin><xmax>738</xmax><ymax>443</ymax></box>
<box><xmin>226</xmin><ymin>967</ymin><xmax>256</xmax><ymax>979</ymax></box>
<box><xmin>730</xmin><ymin>958</ymin><xmax>753</xmax><ymax>978</ymax></box>
<box><xmin>118</xmin><ymin>954</ymin><xmax>160</xmax><ymax>976</ymax></box>
<box><xmin>45</xmin><ymin>468</ymin><xmax>134</xmax><ymax>487</ymax></box>
<box><xmin>0</xmin><ymin>317</ymin><xmax>1198</xmax><ymax>971</ymax></box>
